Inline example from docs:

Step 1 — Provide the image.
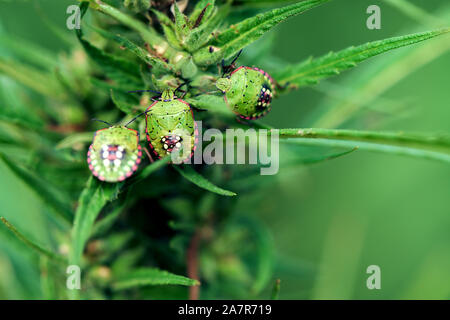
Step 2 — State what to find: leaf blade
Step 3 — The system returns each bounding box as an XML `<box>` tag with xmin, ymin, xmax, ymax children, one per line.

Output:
<box><xmin>0</xmin><ymin>217</ymin><xmax>66</xmax><ymax>264</ymax></box>
<box><xmin>173</xmin><ymin>165</ymin><xmax>237</xmax><ymax>196</ymax></box>
<box><xmin>275</xmin><ymin>28</ymin><xmax>450</xmax><ymax>87</ymax></box>
<box><xmin>70</xmin><ymin>177</ymin><xmax>122</xmax><ymax>267</ymax></box>
<box><xmin>193</xmin><ymin>0</ymin><xmax>330</xmax><ymax>65</ymax></box>
<box><xmin>276</xmin><ymin>128</ymin><xmax>450</xmax><ymax>163</ymax></box>
<box><xmin>113</xmin><ymin>268</ymin><xmax>200</xmax><ymax>290</ymax></box>
<box><xmin>0</xmin><ymin>152</ymin><xmax>73</xmax><ymax>224</ymax></box>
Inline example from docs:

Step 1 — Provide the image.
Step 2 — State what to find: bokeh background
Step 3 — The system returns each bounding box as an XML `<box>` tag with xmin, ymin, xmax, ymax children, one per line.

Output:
<box><xmin>0</xmin><ymin>0</ymin><xmax>449</xmax><ymax>299</ymax></box>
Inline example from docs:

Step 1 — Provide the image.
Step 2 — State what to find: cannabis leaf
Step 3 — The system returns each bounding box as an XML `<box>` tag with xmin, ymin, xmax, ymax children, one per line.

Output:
<box><xmin>113</xmin><ymin>268</ymin><xmax>200</xmax><ymax>290</ymax></box>
<box><xmin>174</xmin><ymin>165</ymin><xmax>237</xmax><ymax>196</ymax></box>
<box><xmin>275</xmin><ymin>28</ymin><xmax>450</xmax><ymax>87</ymax></box>
<box><xmin>194</xmin><ymin>0</ymin><xmax>330</xmax><ymax>65</ymax></box>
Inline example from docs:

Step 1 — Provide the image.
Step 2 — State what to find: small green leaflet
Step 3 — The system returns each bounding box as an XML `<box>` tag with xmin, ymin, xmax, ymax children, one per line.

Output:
<box><xmin>276</xmin><ymin>128</ymin><xmax>450</xmax><ymax>163</ymax></box>
<box><xmin>275</xmin><ymin>28</ymin><xmax>450</xmax><ymax>87</ymax></box>
<box><xmin>0</xmin><ymin>152</ymin><xmax>73</xmax><ymax>224</ymax></box>
<box><xmin>90</xmin><ymin>25</ymin><xmax>174</xmax><ymax>74</ymax></box>
<box><xmin>76</xmin><ymin>2</ymin><xmax>143</xmax><ymax>90</ymax></box>
<box><xmin>194</xmin><ymin>0</ymin><xmax>330</xmax><ymax>65</ymax></box>
<box><xmin>1</xmin><ymin>217</ymin><xmax>66</xmax><ymax>264</ymax></box>
<box><xmin>113</xmin><ymin>268</ymin><xmax>199</xmax><ymax>290</ymax></box>
<box><xmin>70</xmin><ymin>177</ymin><xmax>122</xmax><ymax>268</ymax></box>
<box><xmin>173</xmin><ymin>165</ymin><xmax>237</xmax><ymax>197</ymax></box>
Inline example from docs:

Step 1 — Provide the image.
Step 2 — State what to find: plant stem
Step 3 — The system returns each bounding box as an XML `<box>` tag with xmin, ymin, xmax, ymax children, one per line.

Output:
<box><xmin>187</xmin><ymin>230</ymin><xmax>201</xmax><ymax>300</ymax></box>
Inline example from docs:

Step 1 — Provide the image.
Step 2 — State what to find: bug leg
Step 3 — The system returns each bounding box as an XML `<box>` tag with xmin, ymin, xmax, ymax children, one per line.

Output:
<box><xmin>235</xmin><ymin>116</ymin><xmax>252</xmax><ymax>126</ymax></box>
<box><xmin>221</xmin><ymin>49</ymin><xmax>243</xmax><ymax>75</ymax></box>
<box><xmin>144</xmin><ymin>147</ymin><xmax>154</xmax><ymax>163</ymax></box>
<box><xmin>275</xmin><ymin>81</ymin><xmax>291</xmax><ymax>93</ymax></box>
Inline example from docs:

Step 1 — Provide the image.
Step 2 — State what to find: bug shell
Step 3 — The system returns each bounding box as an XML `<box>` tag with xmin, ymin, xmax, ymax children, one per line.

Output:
<box><xmin>222</xmin><ymin>66</ymin><xmax>276</xmax><ymax>120</ymax></box>
<box><xmin>87</xmin><ymin>126</ymin><xmax>142</xmax><ymax>183</ymax></box>
<box><xmin>145</xmin><ymin>96</ymin><xmax>197</xmax><ymax>163</ymax></box>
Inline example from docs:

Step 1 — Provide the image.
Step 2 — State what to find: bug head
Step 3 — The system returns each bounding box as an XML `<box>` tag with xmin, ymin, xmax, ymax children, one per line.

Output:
<box><xmin>216</xmin><ymin>77</ymin><xmax>232</xmax><ymax>93</ymax></box>
<box><xmin>161</xmin><ymin>89</ymin><xmax>175</xmax><ymax>102</ymax></box>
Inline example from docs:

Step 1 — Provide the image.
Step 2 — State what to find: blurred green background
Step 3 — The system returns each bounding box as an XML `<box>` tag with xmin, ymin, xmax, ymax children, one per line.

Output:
<box><xmin>0</xmin><ymin>0</ymin><xmax>449</xmax><ymax>299</ymax></box>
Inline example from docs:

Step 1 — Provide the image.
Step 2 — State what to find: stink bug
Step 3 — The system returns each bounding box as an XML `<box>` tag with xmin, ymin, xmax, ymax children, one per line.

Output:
<box><xmin>87</xmin><ymin>122</ymin><xmax>142</xmax><ymax>183</ymax></box>
<box><xmin>144</xmin><ymin>89</ymin><xmax>197</xmax><ymax>163</ymax></box>
<box><xmin>216</xmin><ymin>51</ymin><xmax>276</xmax><ymax>120</ymax></box>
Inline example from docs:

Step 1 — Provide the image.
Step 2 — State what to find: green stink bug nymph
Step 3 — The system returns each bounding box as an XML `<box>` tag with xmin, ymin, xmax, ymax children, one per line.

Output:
<box><xmin>216</xmin><ymin>53</ymin><xmax>276</xmax><ymax>120</ymax></box>
<box><xmin>87</xmin><ymin>125</ymin><xmax>142</xmax><ymax>182</ymax></box>
<box><xmin>145</xmin><ymin>89</ymin><xmax>198</xmax><ymax>163</ymax></box>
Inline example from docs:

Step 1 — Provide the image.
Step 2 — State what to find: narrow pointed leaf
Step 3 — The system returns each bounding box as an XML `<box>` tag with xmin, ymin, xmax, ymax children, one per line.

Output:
<box><xmin>186</xmin><ymin>95</ymin><xmax>234</xmax><ymax>117</ymax></box>
<box><xmin>113</xmin><ymin>268</ymin><xmax>200</xmax><ymax>290</ymax></box>
<box><xmin>173</xmin><ymin>165</ymin><xmax>237</xmax><ymax>196</ymax></box>
<box><xmin>76</xmin><ymin>5</ymin><xmax>143</xmax><ymax>90</ymax></box>
<box><xmin>1</xmin><ymin>217</ymin><xmax>66</xmax><ymax>264</ymax></box>
<box><xmin>151</xmin><ymin>9</ymin><xmax>181</xmax><ymax>49</ymax></box>
<box><xmin>174</xmin><ymin>1</ymin><xmax>190</xmax><ymax>40</ymax></box>
<box><xmin>0</xmin><ymin>153</ymin><xmax>73</xmax><ymax>224</ymax></box>
<box><xmin>276</xmin><ymin>128</ymin><xmax>450</xmax><ymax>163</ymax></box>
<box><xmin>91</xmin><ymin>26</ymin><xmax>174</xmax><ymax>74</ymax></box>
<box><xmin>87</xmin><ymin>1</ymin><xmax>175</xmax><ymax>57</ymax></box>
<box><xmin>70</xmin><ymin>177</ymin><xmax>122</xmax><ymax>267</ymax></box>
<box><xmin>194</xmin><ymin>0</ymin><xmax>330</xmax><ymax>65</ymax></box>
<box><xmin>275</xmin><ymin>28</ymin><xmax>450</xmax><ymax>87</ymax></box>
<box><xmin>190</xmin><ymin>0</ymin><xmax>215</xmax><ymax>25</ymax></box>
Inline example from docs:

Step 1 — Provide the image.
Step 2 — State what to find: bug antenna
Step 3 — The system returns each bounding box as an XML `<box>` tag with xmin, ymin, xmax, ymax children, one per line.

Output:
<box><xmin>230</xmin><ymin>49</ymin><xmax>243</xmax><ymax>67</ymax></box>
<box><xmin>91</xmin><ymin>118</ymin><xmax>113</xmax><ymax>127</ymax></box>
<box><xmin>124</xmin><ymin>111</ymin><xmax>148</xmax><ymax>127</ymax></box>
<box><xmin>128</xmin><ymin>90</ymin><xmax>161</xmax><ymax>94</ymax></box>
<box><xmin>174</xmin><ymin>80</ymin><xmax>192</xmax><ymax>94</ymax></box>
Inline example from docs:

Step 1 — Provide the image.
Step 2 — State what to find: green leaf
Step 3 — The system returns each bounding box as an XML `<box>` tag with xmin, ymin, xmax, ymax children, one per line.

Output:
<box><xmin>276</xmin><ymin>128</ymin><xmax>450</xmax><ymax>163</ymax></box>
<box><xmin>76</xmin><ymin>3</ymin><xmax>143</xmax><ymax>90</ymax></box>
<box><xmin>88</xmin><ymin>1</ymin><xmax>175</xmax><ymax>57</ymax></box>
<box><xmin>0</xmin><ymin>152</ymin><xmax>73</xmax><ymax>224</ymax></box>
<box><xmin>275</xmin><ymin>28</ymin><xmax>450</xmax><ymax>87</ymax></box>
<box><xmin>193</xmin><ymin>0</ymin><xmax>330</xmax><ymax>65</ymax></box>
<box><xmin>129</xmin><ymin>156</ymin><xmax>171</xmax><ymax>185</ymax></box>
<box><xmin>70</xmin><ymin>177</ymin><xmax>122</xmax><ymax>267</ymax></box>
<box><xmin>113</xmin><ymin>268</ymin><xmax>200</xmax><ymax>290</ymax></box>
<box><xmin>281</xmin><ymin>145</ymin><xmax>359</xmax><ymax>166</ymax></box>
<box><xmin>190</xmin><ymin>0</ymin><xmax>215</xmax><ymax>25</ymax></box>
<box><xmin>186</xmin><ymin>94</ymin><xmax>234</xmax><ymax>117</ymax></box>
<box><xmin>151</xmin><ymin>9</ymin><xmax>181</xmax><ymax>50</ymax></box>
<box><xmin>0</xmin><ymin>217</ymin><xmax>66</xmax><ymax>264</ymax></box>
<box><xmin>173</xmin><ymin>165</ymin><xmax>237</xmax><ymax>196</ymax></box>
<box><xmin>185</xmin><ymin>4</ymin><xmax>230</xmax><ymax>52</ymax></box>
<box><xmin>91</xmin><ymin>25</ymin><xmax>175</xmax><ymax>74</ymax></box>
<box><xmin>111</xmin><ymin>89</ymin><xmax>136</xmax><ymax>114</ymax></box>
<box><xmin>123</xmin><ymin>0</ymin><xmax>151</xmax><ymax>12</ymax></box>
<box><xmin>91</xmin><ymin>199</ymin><xmax>128</xmax><ymax>237</ymax></box>
<box><xmin>0</xmin><ymin>57</ymin><xmax>60</xmax><ymax>98</ymax></box>
<box><xmin>0</xmin><ymin>33</ymin><xmax>58</xmax><ymax>70</ymax></box>
<box><xmin>56</xmin><ymin>132</ymin><xmax>94</xmax><ymax>150</ymax></box>
<box><xmin>173</xmin><ymin>1</ymin><xmax>190</xmax><ymax>40</ymax></box>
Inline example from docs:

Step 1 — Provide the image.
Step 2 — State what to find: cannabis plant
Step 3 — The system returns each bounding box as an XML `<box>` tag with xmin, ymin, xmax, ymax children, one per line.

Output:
<box><xmin>0</xmin><ymin>0</ymin><xmax>448</xmax><ymax>300</ymax></box>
